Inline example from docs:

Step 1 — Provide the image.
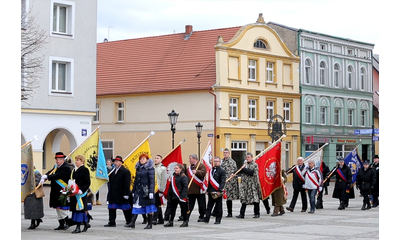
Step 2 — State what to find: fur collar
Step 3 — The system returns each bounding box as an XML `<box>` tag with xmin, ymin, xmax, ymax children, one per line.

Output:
<box><xmin>135</xmin><ymin>158</ymin><xmax>154</xmax><ymax>170</ymax></box>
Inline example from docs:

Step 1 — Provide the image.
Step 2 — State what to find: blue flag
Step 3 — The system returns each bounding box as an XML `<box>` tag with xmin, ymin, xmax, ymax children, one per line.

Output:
<box><xmin>343</xmin><ymin>148</ymin><xmax>363</xmax><ymax>185</ymax></box>
<box><xmin>96</xmin><ymin>138</ymin><xmax>109</xmax><ymax>180</ymax></box>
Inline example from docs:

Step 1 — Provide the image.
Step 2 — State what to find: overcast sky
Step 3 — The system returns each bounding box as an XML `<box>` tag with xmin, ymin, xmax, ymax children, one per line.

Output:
<box><xmin>97</xmin><ymin>0</ymin><xmax>383</xmax><ymax>54</ymax></box>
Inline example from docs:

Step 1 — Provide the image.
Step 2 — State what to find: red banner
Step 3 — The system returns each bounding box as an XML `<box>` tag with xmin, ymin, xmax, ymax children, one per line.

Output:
<box><xmin>162</xmin><ymin>145</ymin><xmax>183</xmax><ymax>198</ymax></box>
<box><xmin>256</xmin><ymin>142</ymin><xmax>282</xmax><ymax>200</ymax></box>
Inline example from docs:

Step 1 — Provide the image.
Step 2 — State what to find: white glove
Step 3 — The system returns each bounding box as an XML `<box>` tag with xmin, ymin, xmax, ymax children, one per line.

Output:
<box><xmin>159</xmin><ymin>192</ymin><xmax>164</xmax><ymax>197</ymax></box>
<box><xmin>78</xmin><ymin>190</ymin><xmax>83</xmax><ymax>195</ymax></box>
<box><xmin>149</xmin><ymin>193</ymin><xmax>154</xmax><ymax>199</ymax></box>
<box><xmin>302</xmin><ymin>184</ymin><xmax>305</xmax><ymax>188</ymax></box>
<box><xmin>41</xmin><ymin>175</ymin><xmax>48</xmax><ymax>180</ymax></box>
<box><xmin>123</xmin><ymin>195</ymin><xmax>129</xmax><ymax>199</ymax></box>
<box><xmin>132</xmin><ymin>193</ymin><xmax>135</xmax><ymax>198</ymax></box>
<box><xmin>39</xmin><ymin>179</ymin><xmax>45</xmax><ymax>186</ymax></box>
<box><xmin>319</xmin><ymin>187</ymin><xmax>323</xmax><ymax>192</ymax></box>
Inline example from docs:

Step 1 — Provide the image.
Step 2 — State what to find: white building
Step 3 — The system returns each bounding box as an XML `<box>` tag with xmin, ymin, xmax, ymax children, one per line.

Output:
<box><xmin>21</xmin><ymin>0</ymin><xmax>97</xmax><ymax>173</ymax></box>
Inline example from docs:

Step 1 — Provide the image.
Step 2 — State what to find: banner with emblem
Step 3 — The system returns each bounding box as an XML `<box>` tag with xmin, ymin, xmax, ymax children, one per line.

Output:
<box><xmin>162</xmin><ymin>141</ymin><xmax>184</xmax><ymax>198</ymax></box>
<box><xmin>344</xmin><ymin>147</ymin><xmax>363</xmax><ymax>186</ymax></box>
<box><xmin>123</xmin><ymin>131</ymin><xmax>156</xmax><ymax>191</ymax></box>
<box><xmin>69</xmin><ymin>126</ymin><xmax>109</xmax><ymax>194</ymax></box>
<box><xmin>256</xmin><ymin>142</ymin><xmax>282</xmax><ymax>200</ymax></box>
<box><xmin>21</xmin><ymin>142</ymin><xmax>35</xmax><ymax>202</ymax></box>
<box><xmin>201</xmin><ymin>138</ymin><xmax>213</xmax><ymax>189</ymax></box>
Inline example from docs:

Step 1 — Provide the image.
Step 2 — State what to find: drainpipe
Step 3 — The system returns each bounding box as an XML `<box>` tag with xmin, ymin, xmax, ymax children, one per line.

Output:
<box><xmin>209</xmin><ymin>87</ymin><xmax>217</xmax><ymax>153</ymax></box>
<box><xmin>298</xmin><ymin>29</ymin><xmax>303</xmax><ymax>157</ymax></box>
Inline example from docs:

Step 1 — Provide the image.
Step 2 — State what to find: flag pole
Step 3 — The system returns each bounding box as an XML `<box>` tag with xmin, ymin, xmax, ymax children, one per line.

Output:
<box><xmin>187</xmin><ymin>138</ymin><xmax>212</xmax><ymax>189</ymax></box>
<box><xmin>304</xmin><ymin>142</ymin><xmax>329</xmax><ymax>162</ymax></box>
<box><xmin>66</xmin><ymin>126</ymin><xmax>101</xmax><ymax>160</ymax></box>
<box><xmin>201</xmin><ymin>138</ymin><xmax>213</xmax><ymax>160</ymax></box>
<box><xmin>254</xmin><ymin>135</ymin><xmax>285</xmax><ymax>161</ymax></box>
<box><xmin>21</xmin><ymin>135</ymin><xmax>39</xmax><ymax>149</ymax></box>
<box><xmin>122</xmin><ymin>131</ymin><xmax>155</xmax><ymax>162</ymax></box>
<box><xmin>161</xmin><ymin>138</ymin><xmax>186</xmax><ymax>162</ymax></box>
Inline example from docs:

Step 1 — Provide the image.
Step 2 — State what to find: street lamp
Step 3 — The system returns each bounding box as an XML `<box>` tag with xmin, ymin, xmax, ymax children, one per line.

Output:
<box><xmin>195</xmin><ymin>122</ymin><xmax>203</xmax><ymax>159</ymax></box>
<box><xmin>168</xmin><ymin>109</ymin><xmax>179</xmax><ymax>149</ymax></box>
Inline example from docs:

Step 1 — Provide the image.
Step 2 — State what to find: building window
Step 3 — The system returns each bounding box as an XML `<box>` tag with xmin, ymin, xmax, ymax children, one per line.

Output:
<box><xmin>266</xmin><ymin>62</ymin><xmax>274</xmax><ymax>83</ymax></box>
<box><xmin>347</xmin><ymin>65</ymin><xmax>354</xmax><ymax>89</ymax></box>
<box><xmin>229</xmin><ymin>97</ymin><xmax>238</xmax><ymax>119</ymax></box>
<box><xmin>305</xmin><ymin>106</ymin><xmax>312</xmax><ymax>124</ymax></box>
<box><xmin>360</xmin><ymin>67</ymin><xmax>366</xmax><ymax>90</ymax></box>
<box><xmin>116</xmin><ymin>102</ymin><xmax>125</xmax><ymax>123</ymax></box>
<box><xmin>51</xmin><ymin>0</ymin><xmax>75</xmax><ymax>36</ymax></box>
<box><xmin>361</xmin><ymin>110</ymin><xmax>367</xmax><ymax>126</ymax></box>
<box><xmin>319</xmin><ymin>61</ymin><xmax>327</xmax><ymax>86</ymax></box>
<box><xmin>93</xmin><ymin>102</ymin><xmax>100</xmax><ymax>123</ymax></box>
<box><xmin>320</xmin><ymin>107</ymin><xmax>327</xmax><ymax>125</ymax></box>
<box><xmin>284</xmin><ymin>142</ymin><xmax>290</xmax><ymax>170</ymax></box>
<box><xmin>334</xmin><ymin>63</ymin><xmax>340</xmax><ymax>87</ymax></box>
<box><xmin>231</xmin><ymin>141</ymin><xmax>247</xmax><ymax>168</ymax></box>
<box><xmin>266</xmin><ymin>101</ymin><xmax>274</xmax><ymax>121</ymax></box>
<box><xmin>49</xmin><ymin>56</ymin><xmax>73</xmax><ymax>94</ymax></box>
<box><xmin>320</xmin><ymin>43</ymin><xmax>327</xmax><ymax>51</ymax></box>
<box><xmin>102</xmin><ymin>141</ymin><xmax>114</xmax><ymax>161</ymax></box>
<box><xmin>249</xmin><ymin>99</ymin><xmax>257</xmax><ymax>120</ymax></box>
<box><xmin>334</xmin><ymin>108</ymin><xmax>341</xmax><ymax>125</ymax></box>
<box><xmin>248</xmin><ymin>60</ymin><xmax>257</xmax><ymax>81</ymax></box>
<box><xmin>348</xmin><ymin>109</ymin><xmax>354</xmax><ymax>126</ymax></box>
<box><xmin>347</xmin><ymin>49</ymin><xmax>354</xmax><ymax>56</ymax></box>
<box><xmin>254</xmin><ymin>40</ymin><xmax>267</xmax><ymax>49</ymax></box>
<box><xmin>284</xmin><ymin>102</ymin><xmax>291</xmax><ymax>122</ymax></box>
<box><xmin>305</xmin><ymin>59</ymin><xmax>312</xmax><ymax>84</ymax></box>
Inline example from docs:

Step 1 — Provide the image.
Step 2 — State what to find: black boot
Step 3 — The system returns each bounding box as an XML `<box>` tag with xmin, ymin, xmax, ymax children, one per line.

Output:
<box><xmin>142</xmin><ymin>214</ymin><xmax>148</xmax><ymax>224</ymax></box>
<box><xmin>35</xmin><ymin>219</ymin><xmax>43</xmax><ymax>228</ymax></box>
<box><xmin>366</xmin><ymin>202</ymin><xmax>371</xmax><ymax>210</ymax></box>
<box><xmin>180</xmin><ymin>220</ymin><xmax>188</xmax><ymax>227</ymax></box>
<box><xmin>82</xmin><ymin>222</ymin><xmax>91</xmax><ymax>232</ymax></box>
<box><xmin>71</xmin><ymin>223</ymin><xmax>81</xmax><ymax>234</ymax></box>
<box><xmin>125</xmin><ymin>214</ymin><xmax>138</xmax><ymax>228</ymax></box>
<box><xmin>361</xmin><ymin>203</ymin><xmax>367</xmax><ymax>210</ymax></box>
<box><xmin>144</xmin><ymin>214</ymin><xmax>153</xmax><ymax>229</ymax></box>
<box><xmin>226</xmin><ymin>200</ymin><xmax>233</xmax><ymax>217</ymax></box>
<box><xmin>338</xmin><ymin>201</ymin><xmax>345</xmax><ymax>210</ymax></box>
<box><xmin>54</xmin><ymin>219</ymin><xmax>65</xmax><ymax>230</ymax></box>
<box><xmin>28</xmin><ymin>219</ymin><xmax>36</xmax><ymax>230</ymax></box>
<box><xmin>236</xmin><ymin>204</ymin><xmax>246</xmax><ymax>218</ymax></box>
<box><xmin>164</xmin><ymin>221</ymin><xmax>173</xmax><ymax>227</ymax></box>
<box><xmin>63</xmin><ymin>217</ymin><xmax>70</xmax><ymax>230</ymax></box>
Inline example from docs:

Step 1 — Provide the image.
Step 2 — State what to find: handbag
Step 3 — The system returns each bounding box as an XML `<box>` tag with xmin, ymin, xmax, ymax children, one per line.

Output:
<box><xmin>142</xmin><ymin>185</ymin><xmax>149</xmax><ymax>198</ymax></box>
<box><xmin>35</xmin><ymin>185</ymin><xmax>45</xmax><ymax>198</ymax></box>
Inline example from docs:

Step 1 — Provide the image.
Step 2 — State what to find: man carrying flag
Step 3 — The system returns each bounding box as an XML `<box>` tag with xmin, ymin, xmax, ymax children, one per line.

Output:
<box><xmin>328</xmin><ymin>157</ymin><xmax>352</xmax><ymax>210</ymax></box>
<box><xmin>187</xmin><ymin>154</ymin><xmax>207</xmax><ymax>222</ymax></box>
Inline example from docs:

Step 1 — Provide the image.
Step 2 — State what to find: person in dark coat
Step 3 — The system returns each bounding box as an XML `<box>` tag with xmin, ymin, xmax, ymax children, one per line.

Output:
<box><xmin>69</xmin><ymin>155</ymin><xmax>91</xmax><ymax>233</ymax></box>
<box><xmin>104</xmin><ymin>156</ymin><xmax>132</xmax><ymax>227</ymax></box>
<box><xmin>357</xmin><ymin>160</ymin><xmax>376</xmax><ymax>210</ymax></box>
<box><xmin>40</xmin><ymin>152</ymin><xmax>72</xmax><ymax>230</ymax></box>
<box><xmin>370</xmin><ymin>155</ymin><xmax>379</xmax><ymax>207</ymax></box>
<box><xmin>316</xmin><ymin>161</ymin><xmax>330</xmax><ymax>209</ymax></box>
<box><xmin>126</xmin><ymin>154</ymin><xmax>157</xmax><ymax>229</ymax></box>
<box><xmin>204</xmin><ymin>157</ymin><xmax>226</xmax><ymax>224</ymax></box>
<box><xmin>329</xmin><ymin>157</ymin><xmax>352</xmax><ymax>210</ymax></box>
<box><xmin>24</xmin><ymin>166</ymin><xmax>44</xmax><ymax>229</ymax></box>
<box><xmin>286</xmin><ymin>157</ymin><xmax>307</xmax><ymax>212</ymax></box>
<box><xmin>164</xmin><ymin>163</ymin><xmax>189</xmax><ymax>227</ymax></box>
<box><xmin>187</xmin><ymin>154</ymin><xmax>207</xmax><ymax>222</ymax></box>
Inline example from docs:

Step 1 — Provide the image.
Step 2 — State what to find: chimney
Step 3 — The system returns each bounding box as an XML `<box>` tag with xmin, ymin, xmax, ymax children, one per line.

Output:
<box><xmin>184</xmin><ymin>25</ymin><xmax>193</xmax><ymax>40</ymax></box>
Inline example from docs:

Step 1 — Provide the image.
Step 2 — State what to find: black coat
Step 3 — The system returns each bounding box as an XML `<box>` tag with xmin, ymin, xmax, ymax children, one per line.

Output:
<box><xmin>287</xmin><ymin>164</ymin><xmax>306</xmax><ymax>190</ymax></box>
<box><xmin>332</xmin><ymin>164</ymin><xmax>355</xmax><ymax>199</ymax></box>
<box><xmin>69</xmin><ymin>166</ymin><xmax>90</xmax><ymax>212</ymax></box>
<box><xmin>167</xmin><ymin>171</ymin><xmax>188</xmax><ymax>201</ymax></box>
<box><xmin>108</xmin><ymin>165</ymin><xmax>131</xmax><ymax>204</ymax></box>
<box><xmin>132</xmin><ymin>159</ymin><xmax>155</xmax><ymax>206</ymax></box>
<box><xmin>357</xmin><ymin>167</ymin><xmax>376</xmax><ymax>191</ymax></box>
<box><xmin>207</xmin><ymin>166</ymin><xmax>226</xmax><ymax>193</ymax></box>
<box><xmin>322</xmin><ymin>162</ymin><xmax>330</xmax><ymax>187</ymax></box>
<box><xmin>46</xmin><ymin>161</ymin><xmax>72</xmax><ymax>208</ymax></box>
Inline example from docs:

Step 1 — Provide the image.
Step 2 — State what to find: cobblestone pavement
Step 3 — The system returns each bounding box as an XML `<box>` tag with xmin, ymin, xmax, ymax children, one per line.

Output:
<box><xmin>21</xmin><ymin>183</ymin><xmax>379</xmax><ymax>240</ymax></box>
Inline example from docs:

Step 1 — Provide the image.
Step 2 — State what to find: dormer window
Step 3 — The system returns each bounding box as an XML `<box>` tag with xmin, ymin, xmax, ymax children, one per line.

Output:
<box><xmin>254</xmin><ymin>39</ymin><xmax>267</xmax><ymax>49</ymax></box>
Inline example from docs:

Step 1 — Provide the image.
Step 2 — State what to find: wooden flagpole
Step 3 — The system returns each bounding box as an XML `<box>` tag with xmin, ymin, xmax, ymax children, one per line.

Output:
<box><xmin>161</xmin><ymin>138</ymin><xmax>186</xmax><ymax>162</ymax></box>
<box><xmin>286</xmin><ymin>142</ymin><xmax>329</xmax><ymax>174</ymax></box>
<box><xmin>122</xmin><ymin>131</ymin><xmax>155</xmax><ymax>162</ymax></box>
<box><xmin>187</xmin><ymin>138</ymin><xmax>212</xmax><ymax>189</ymax></box>
<box><xmin>254</xmin><ymin>135</ymin><xmax>285</xmax><ymax>161</ymax></box>
<box><xmin>21</xmin><ymin>135</ymin><xmax>39</xmax><ymax>149</ymax></box>
<box><xmin>65</xmin><ymin>126</ymin><xmax>101</xmax><ymax>160</ymax></box>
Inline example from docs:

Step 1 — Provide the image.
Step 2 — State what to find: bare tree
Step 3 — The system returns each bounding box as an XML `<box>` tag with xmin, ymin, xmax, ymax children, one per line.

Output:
<box><xmin>21</xmin><ymin>8</ymin><xmax>47</xmax><ymax>102</ymax></box>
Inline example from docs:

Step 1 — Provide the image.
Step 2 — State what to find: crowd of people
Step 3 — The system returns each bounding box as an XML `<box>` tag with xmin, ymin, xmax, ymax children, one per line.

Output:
<box><xmin>24</xmin><ymin>149</ymin><xmax>379</xmax><ymax>233</ymax></box>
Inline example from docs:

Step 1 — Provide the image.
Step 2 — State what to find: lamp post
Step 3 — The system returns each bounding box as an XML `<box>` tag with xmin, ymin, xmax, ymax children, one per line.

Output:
<box><xmin>168</xmin><ymin>109</ymin><xmax>179</xmax><ymax>149</ymax></box>
<box><xmin>195</xmin><ymin>122</ymin><xmax>203</xmax><ymax>159</ymax></box>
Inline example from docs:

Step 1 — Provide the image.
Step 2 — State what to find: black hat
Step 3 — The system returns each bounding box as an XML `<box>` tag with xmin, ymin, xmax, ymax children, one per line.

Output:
<box><xmin>337</xmin><ymin>157</ymin><xmax>344</xmax><ymax>162</ymax></box>
<box><xmin>54</xmin><ymin>152</ymin><xmax>66</xmax><ymax>159</ymax></box>
<box><xmin>363</xmin><ymin>160</ymin><xmax>370</xmax><ymax>165</ymax></box>
<box><xmin>112</xmin><ymin>156</ymin><xmax>123</xmax><ymax>162</ymax></box>
<box><xmin>373</xmin><ymin>155</ymin><xmax>379</xmax><ymax>159</ymax></box>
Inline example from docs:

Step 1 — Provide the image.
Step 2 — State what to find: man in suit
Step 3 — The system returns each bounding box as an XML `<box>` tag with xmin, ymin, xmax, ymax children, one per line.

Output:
<box><xmin>187</xmin><ymin>154</ymin><xmax>207</xmax><ymax>222</ymax></box>
<box><xmin>40</xmin><ymin>152</ymin><xmax>72</xmax><ymax>230</ymax></box>
<box><xmin>104</xmin><ymin>156</ymin><xmax>132</xmax><ymax>227</ymax></box>
<box><xmin>204</xmin><ymin>157</ymin><xmax>226</xmax><ymax>224</ymax></box>
<box><xmin>286</xmin><ymin>157</ymin><xmax>308</xmax><ymax>212</ymax></box>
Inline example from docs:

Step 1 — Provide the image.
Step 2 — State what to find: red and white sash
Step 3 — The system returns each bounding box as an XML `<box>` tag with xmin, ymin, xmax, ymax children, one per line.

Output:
<box><xmin>295</xmin><ymin>165</ymin><xmax>306</xmax><ymax>182</ymax></box>
<box><xmin>171</xmin><ymin>175</ymin><xmax>187</xmax><ymax>202</ymax></box>
<box><xmin>306</xmin><ymin>169</ymin><xmax>322</xmax><ymax>189</ymax></box>
<box><xmin>209</xmin><ymin>168</ymin><xmax>220</xmax><ymax>191</ymax></box>
<box><xmin>188</xmin><ymin>166</ymin><xmax>207</xmax><ymax>193</ymax></box>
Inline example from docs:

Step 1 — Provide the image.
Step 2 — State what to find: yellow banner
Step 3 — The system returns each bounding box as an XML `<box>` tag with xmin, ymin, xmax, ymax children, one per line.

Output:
<box><xmin>123</xmin><ymin>139</ymin><xmax>158</xmax><ymax>192</ymax></box>
<box><xmin>69</xmin><ymin>128</ymin><xmax>108</xmax><ymax>194</ymax></box>
<box><xmin>21</xmin><ymin>143</ymin><xmax>35</xmax><ymax>202</ymax></box>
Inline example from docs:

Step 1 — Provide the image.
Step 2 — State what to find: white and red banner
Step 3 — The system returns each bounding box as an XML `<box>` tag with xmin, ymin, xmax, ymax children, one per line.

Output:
<box><xmin>162</xmin><ymin>144</ymin><xmax>183</xmax><ymax>198</ymax></box>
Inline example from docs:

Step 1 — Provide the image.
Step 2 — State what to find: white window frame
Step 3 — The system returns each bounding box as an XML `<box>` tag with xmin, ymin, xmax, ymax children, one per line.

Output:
<box><xmin>101</xmin><ymin>140</ymin><xmax>114</xmax><ymax>161</ymax></box>
<box><xmin>320</xmin><ymin>107</ymin><xmax>327</xmax><ymax>125</ymax></box>
<box><xmin>249</xmin><ymin>99</ymin><xmax>257</xmax><ymax>120</ymax></box>
<box><xmin>266</xmin><ymin>62</ymin><xmax>274</xmax><ymax>83</ymax></box>
<box><xmin>347</xmin><ymin>65</ymin><xmax>354</xmax><ymax>89</ymax></box>
<box><xmin>93</xmin><ymin>102</ymin><xmax>100</xmax><ymax>123</ymax></box>
<box><xmin>248</xmin><ymin>60</ymin><xmax>257</xmax><ymax>81</ymax></box>
<box><xmin>361</xmin><ymin>110</ymin><xmax>367</xmax><ymax>126</ymax></box>
<box><xmin>284</xmin><ymin>102</ymin><xmax>291</xmax><ymax>122</ymax></box>
<box><xmin>49</xmin><ymin>56</ymin><xmax>74</xmax><ymax>95</ymax></box>
<box><xmin>334</xmin><ymin>63</ymin><xmax>340</xmax><ymax>87</ymax></box>
<box><xmin>116</xmin><ymin>102</ymin><xmax>125</xmax><ymax>123</ymax></box>
<box><xmin>319</xmin><ymin>61</ymin><xmax>327</xmax><ymax>86</ymax></box>
<box><xmin>305</xmin><ymin>59</ymin><xmax>312</xmax><ymax>84</ymax></box>
<box><xmin>360</xmin><ymin>67</ymin><xmax>366</xmax><ymax>91</ymax></box>
<box><xmin>266</xmin><ymin>101</ymin><xmax>274</xmax><ymax>121</ymax></box>
<box><xmin>334</xmin><ymin>108</ymin><xmax>341</xmax><ymax>126</ymax></box>
<box><xmin>348</xmin><ymin>109</ymin><xmax>354</xmax><ymax>126</ymax></box>
<box><xmin>305</xmin><ymin>105</ymin><xmax>312</xmax><ymax>124</ymax></box>
<box><xmin>229</xmin><ymin>98</ymin><xmax>238</xmax><ymax>120</ymax></box>
<box><xmin>50</xmin><ymin>0</ymin><xmax>75</xmax><ymax>38</ymax></box>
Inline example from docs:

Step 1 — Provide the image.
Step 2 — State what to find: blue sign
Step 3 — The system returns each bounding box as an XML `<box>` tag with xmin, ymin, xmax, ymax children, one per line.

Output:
<box><xmin>207</xmin><ymin>134</ymin><xmax>214</xmax><ymax>137</ymax></box>
<box><xmin>354</xmin><ymin>129</ymin><xmax>379</xmax><ymax>135</ymax></box>
<box><xmin>373</xmin><ymin>136</ymin><xmax>379</xmax><ymax>142</ymax></box>
<box><xmin>82</xmin><ymin>129</ymin><xmax>87</xmax><ymax>136</ymax></box>
<box><xmin>354</xmin><ymin>130</ymin><xmax>360</xmax><ymax>135</ymax></box>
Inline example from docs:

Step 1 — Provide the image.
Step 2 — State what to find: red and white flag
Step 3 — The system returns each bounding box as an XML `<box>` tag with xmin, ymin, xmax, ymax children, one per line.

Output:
<box><xmin>201</xmin><ymin>138</ymin><xmax>213</xmax><ymax>189</ymax></box>
<box><xmin>162</xmin><ymin>144</ymin><xmax>183</xmax><ymax>198</ymax></box>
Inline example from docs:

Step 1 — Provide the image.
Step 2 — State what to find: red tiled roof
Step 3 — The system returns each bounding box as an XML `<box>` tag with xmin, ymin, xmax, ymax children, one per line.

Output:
<box><xmin>97</xmin><ymin>26</ymin><xmax>241</xmax><ymax>96</ymax></box>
